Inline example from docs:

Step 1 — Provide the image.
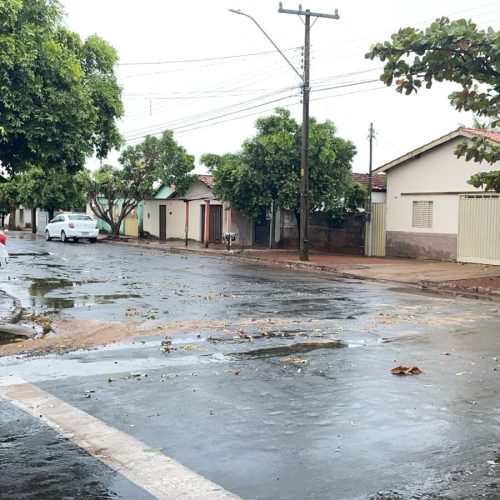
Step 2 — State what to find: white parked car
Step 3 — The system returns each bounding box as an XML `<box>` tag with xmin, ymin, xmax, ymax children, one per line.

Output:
<box><xmin>45</xmin><ymin>213</ymin><xmax>99</xmax><ymax>243</ymax></box>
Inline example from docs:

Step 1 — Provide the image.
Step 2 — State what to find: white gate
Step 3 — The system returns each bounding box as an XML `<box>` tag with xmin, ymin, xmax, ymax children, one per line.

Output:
<box><xmin>457</xmin><ymin>194</ymin><xmax>500</xmax><ymax>265</ymax></box>
<box><xmin>365</xmin><ymin>203</ymin><xmax>386</xmax><ymax>257</ymax></box>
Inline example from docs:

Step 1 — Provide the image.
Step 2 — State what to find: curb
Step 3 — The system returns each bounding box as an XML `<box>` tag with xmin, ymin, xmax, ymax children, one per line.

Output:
<box><xmin>0</xmin><ymin>290</ymin><xmax>23</xmax><ymax>325</ymax></box>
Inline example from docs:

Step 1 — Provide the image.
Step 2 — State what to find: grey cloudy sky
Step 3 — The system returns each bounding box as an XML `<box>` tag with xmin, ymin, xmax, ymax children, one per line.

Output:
<box><xmin>60</xmin><ymin>0</ymin><xmax>500</xmax><ymax>172</ymax></box>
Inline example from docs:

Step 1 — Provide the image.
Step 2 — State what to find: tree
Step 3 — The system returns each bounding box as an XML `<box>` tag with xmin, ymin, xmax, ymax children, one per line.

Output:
<box><xmin>366</xmin><ymin>17</ymin><xmax>500</xmax><ymax>192</ymax></box>
<box><xmin>201</xmin><ymin>108</ymin><xmax>363</xmax><ymax>240</ymax></box>
<box><xmin>0</xmin><ymin>0</ymin><xmax>123</xmax><ymax>175</ymax></box>
<box><xmin>16</xmin><ymin>166</ymin><xmax>86</xmax><ymax>220</ymax></box>
<box><xmin>82</xmin><ymin>131</ymin><xmax>195</xmax><ymax>237</ymax></box>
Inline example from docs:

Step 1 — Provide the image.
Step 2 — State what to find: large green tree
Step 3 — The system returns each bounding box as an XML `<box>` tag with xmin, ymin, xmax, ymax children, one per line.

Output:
<box><xmin>201</xmin><ymin>108</ymin><xmax>363</xmax><ymax>239</ymax></box>
<box><xmin>366</xmin><ymin>17</ymin><xmax>500</xmax><ymax>192</ymax></box>
<box><xmin>16</xmin><ymin>166</ymin><xmax>86</xmax><ymax>220</ymax></box>
<box><xmin>82</xmin><ymin>131</ymin><xmax>195</xmax><ymax>237</ymax></box>
<box><xmin>0</xmin><ymin>0</ymin><xmax>123</xmax><ymax>175</ymax></box>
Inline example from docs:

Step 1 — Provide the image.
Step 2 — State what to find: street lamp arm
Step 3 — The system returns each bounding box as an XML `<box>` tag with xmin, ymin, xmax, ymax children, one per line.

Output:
<box><xmin>229</xmin><ymin>9</ymin><xmax>303</xmax><ymax>81</ymax></box>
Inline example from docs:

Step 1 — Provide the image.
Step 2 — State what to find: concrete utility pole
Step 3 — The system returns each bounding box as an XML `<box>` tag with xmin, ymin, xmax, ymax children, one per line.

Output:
<box><xmin>278</xmin><ymin>3</ymin><xmax>339</xmax><ymax>261</ymax></box>
<box><xmin>365</xmin><ymin>123</ymin><xmax>375</xmax><ymax>257</ymax></box>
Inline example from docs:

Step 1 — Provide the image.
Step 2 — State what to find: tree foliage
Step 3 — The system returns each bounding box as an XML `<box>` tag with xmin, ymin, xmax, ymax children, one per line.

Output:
<box><xmin>366</xmin><ymin>17</ymin><xmax>500</xmax><ymax>192</ymax></box>
<box><xmin>82</xmin><ymin>131</ymin><xmax>194</xmax><ymax>237</ymax></box>
<box><xmin>16</xmin><ymin>166</ymin><xmax>85</xmax><ymax>220</ymax></box>
<box><xmin>468</xmin><ymin>170</ymin><xmax>500</xmax><ymax>192</ymax></box>
<box><xmin>0</xmin><ymin>0</ymin><xmax>123</xmax><ymax>175</ymax></box>
<box><xmin>201</xmin><ymin>108</ymin><xmax>362</xmax><ymax>223</ymax></box>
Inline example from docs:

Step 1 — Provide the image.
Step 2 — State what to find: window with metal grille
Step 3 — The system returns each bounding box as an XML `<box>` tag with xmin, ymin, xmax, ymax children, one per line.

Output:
<box><xmin>412</xmin><ymin>201</ymin><xmax>433</xmax><ymax>228</ymax></box>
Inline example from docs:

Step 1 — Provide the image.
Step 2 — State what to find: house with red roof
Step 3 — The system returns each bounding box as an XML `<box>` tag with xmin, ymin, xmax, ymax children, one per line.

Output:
<box><xmin>142</xmin><ymin>174</ymin><xmax>254</xmax><ymax>246</ymax></box>
<box><xmin>374</xmin><ymin>128</ymin><xmax>500</xmax><ymax>264</ymax></box>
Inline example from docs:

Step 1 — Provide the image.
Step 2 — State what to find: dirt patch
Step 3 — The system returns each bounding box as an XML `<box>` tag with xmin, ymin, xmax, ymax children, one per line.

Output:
<box><xmin>0</xmin><ymin>317</ymin><xmax>313</xmax><ymax>357</ymax></box>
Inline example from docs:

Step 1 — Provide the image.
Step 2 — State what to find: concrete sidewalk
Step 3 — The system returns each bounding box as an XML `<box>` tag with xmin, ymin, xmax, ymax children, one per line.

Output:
<box><xmin>116</xmin><ymin>238</ymin><xmax>500</xmax><ymax>300</ymax></box>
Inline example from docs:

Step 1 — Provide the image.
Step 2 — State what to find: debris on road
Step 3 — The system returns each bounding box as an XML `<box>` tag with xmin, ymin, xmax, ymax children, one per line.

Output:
<box><xmin>159</xmin><ymin>337</ymin><xmax>174</xmax><ymax>353</ymax></box>
<box><xmin>282</xmin><ymin>357</ymin><xmax>308</xmax><ymax>364</ymax></box>
<box><xmin>391</xmin><ymin>365</ymin><xmax>422</xmax><ymax>375</ymax></box>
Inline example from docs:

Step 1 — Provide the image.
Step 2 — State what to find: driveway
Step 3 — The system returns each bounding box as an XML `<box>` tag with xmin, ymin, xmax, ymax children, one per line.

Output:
<box><xmin>0</xmin><ymin>233</ymin><xmax>499</xmax><ymax>499</ymax></box>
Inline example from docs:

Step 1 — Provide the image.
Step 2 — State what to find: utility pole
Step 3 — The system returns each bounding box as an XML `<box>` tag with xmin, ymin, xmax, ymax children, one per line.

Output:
<box><xmin>366</xmin><ymin>123</ymin><xmax>375</xmax><ymax>257</ymax></box>
<box><xmin>278</xmin><ymin>3</ymin><xmax>339</xmax><ymax>261</ymax></box>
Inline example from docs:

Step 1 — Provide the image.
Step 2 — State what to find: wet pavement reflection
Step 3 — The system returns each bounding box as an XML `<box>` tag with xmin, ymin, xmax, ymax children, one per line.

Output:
<box><xmin>1</xmin><ymin>233</ymin><xmax>499</xmax><ymax>499</ymax></box>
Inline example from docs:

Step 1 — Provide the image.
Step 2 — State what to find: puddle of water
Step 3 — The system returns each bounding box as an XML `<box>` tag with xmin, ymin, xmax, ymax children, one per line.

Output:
<box><xmin>42</xmin><ymin>294</ymin><xmax>142</xmax><ymax>310</ymax></box>
<box><xmin>27</xmin><ymin>277</ymin><xmax>80</xmax><ymax>296</ymax></box>
<box><xmin>0</xmin><ymin>332</ymin><xmax>26</xmax><ymax>346</ymax></box>
<box><xmin>232</xmin><ymin>339</ymin><xmax>346</xmax><ymax>358</ymax></box>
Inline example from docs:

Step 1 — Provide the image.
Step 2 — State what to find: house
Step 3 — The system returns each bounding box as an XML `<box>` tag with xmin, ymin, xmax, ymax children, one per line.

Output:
<box><xmin>143</xmin><ymin>175</ymin><xmax>253</xmax><ymax>246</ymax></box>
<box><xmin>374</xmin><ymin>128</ymin><xmax>500</xmax><ymax>264</ymax></box>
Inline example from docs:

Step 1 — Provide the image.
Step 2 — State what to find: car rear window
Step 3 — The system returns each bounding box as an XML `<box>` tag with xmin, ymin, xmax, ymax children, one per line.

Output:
<box><xmin>68</xmin><ymin>215</ymin><xmax>93</xmax><ymax>221</ymax></box>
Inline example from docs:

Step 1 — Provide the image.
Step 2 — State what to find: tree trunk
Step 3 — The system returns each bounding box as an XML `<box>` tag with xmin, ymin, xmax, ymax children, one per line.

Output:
<box><xmin>111</xmin><ymin>221</ymin><xmax>121</xmax><ymax>238</ymax></box>
<box><xmin>31</xmin><ymin>208</ymin><xmax>37</xmax><ymax>233</ymax></box>
<box><xmin>48</xmin><ymin>208</ymin><xmax>55</xmax><ymax>221</ymax></box>
<box><xmin>8</xmin><ymin>208</ymin><xmax>16</xmax><ymax>230</ymax></box>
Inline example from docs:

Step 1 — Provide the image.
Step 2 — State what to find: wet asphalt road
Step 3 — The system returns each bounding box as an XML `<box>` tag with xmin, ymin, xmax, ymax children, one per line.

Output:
<box><xmin>1</xmin><ymin>233</ymin><xmax>500</xmax><ymax>499</ymax></box>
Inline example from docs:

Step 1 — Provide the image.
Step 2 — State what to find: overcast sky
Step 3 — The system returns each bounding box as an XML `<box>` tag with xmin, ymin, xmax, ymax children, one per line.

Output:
<box><xmin>60</xmin><ymin>0</ymin><xmax>500</xmax><ymax>173</ymax></box>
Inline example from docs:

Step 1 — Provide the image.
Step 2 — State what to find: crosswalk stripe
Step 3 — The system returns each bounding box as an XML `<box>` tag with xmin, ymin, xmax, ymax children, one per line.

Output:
<box><xmin>0</xmin><ymin>374</ymin><xmax>240</xmax><ymax>500</ymax></box>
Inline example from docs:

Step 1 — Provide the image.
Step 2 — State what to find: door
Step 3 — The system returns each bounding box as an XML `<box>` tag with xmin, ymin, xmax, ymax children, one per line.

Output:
<box><xmin>124</xmin><ymin>207</ymin><xmax>138</xmax><ymax>237</ymax></box>
<box><xmin>200</xmin><ymin>205</ymin><xmax>223</xmax><ymax>244</ymax></box>
<box><xmin>209</xmin><ymin>205</ymin><xmax>222</xmax><ymax>244</ymax></box>
<box><xmin>159</xmin><ymin>205</ymin><xmax>166</xmax><ymax>241</ymax></box>
<box><xmin>365</xmin><ymin>203</ymin><xmax>386</xmax><ymax>257</ymax></box>
<box><xmin>254</xmin><ymin>215</ymin><xmax>270</xmax><ymax>246</ymax></box>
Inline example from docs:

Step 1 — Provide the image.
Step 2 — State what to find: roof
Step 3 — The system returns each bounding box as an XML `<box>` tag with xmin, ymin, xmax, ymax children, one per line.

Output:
<box><xmin>197</xmin><ymin>174</ymin><xmax>214</xmax><ymax>189</ymax></box>
<box><xmin>352</xmin><ymin>173</ymin><xmax>386</xmax><ymax>191</ymax></box>
<box><xmin>460</xmin><ymin>128</ymin><xmax>500</xmax><ymax>143</ymax></box>
<box><xmin>374</xmin><ymin>128</ymin><xmax>500</xmax><ymax>174</ymax></box>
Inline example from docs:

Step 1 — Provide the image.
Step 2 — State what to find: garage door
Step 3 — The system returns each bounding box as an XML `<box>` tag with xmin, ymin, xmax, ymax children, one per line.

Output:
<box><xmin>457</xmin><ymin>194</ymin><xmax>500</xmax><ymax>265</ymax></box>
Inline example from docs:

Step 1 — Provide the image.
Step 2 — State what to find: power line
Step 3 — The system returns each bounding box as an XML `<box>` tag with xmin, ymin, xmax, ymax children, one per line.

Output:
<box><xmin>116</xmin><ymin>47</ymin><xmax>300</xmax><ymax>66</ymax></box>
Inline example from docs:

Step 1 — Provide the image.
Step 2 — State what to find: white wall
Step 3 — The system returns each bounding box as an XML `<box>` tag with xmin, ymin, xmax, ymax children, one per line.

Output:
<box><xmin>371</xmin><ymin>191</ymin><xmax>386</xmax><ymax>204</ymax></box>
<box><xmin>386</xmin><ymin>138</ymin><xmax>488</xmax><ymax>234</ymax></box>
<box><xmin>143</xmin><ymin>179</ymin><xmax>224</xmax><ymax>240</ymax></box>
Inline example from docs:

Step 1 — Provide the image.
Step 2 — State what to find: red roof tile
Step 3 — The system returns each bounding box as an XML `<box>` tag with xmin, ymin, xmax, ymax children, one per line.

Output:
<box><xmin>352</xmin><ymin>173</ymin><xmax>386</xmax><ymax>191</ymax></box>
<box><xmin>197</xmin><ymin>174</ymin><xmax>214</xmax><ymax>188</ymax></box>
<box><xmin>460</xmin><ymin>128</ymin><xmax>500</xmax><ymax>143</ymax></box>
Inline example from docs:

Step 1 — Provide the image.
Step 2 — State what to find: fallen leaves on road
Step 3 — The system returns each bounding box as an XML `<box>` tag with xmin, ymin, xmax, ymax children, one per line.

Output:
<box><xmin>391</xmin><ymin>365</ymin><xmax>422</xmax><ymax>375</ymax></box>
<box><xmin>282</xmin><ymin>357</ymin><xmax>308</xmax><ymax>364</ymax></box>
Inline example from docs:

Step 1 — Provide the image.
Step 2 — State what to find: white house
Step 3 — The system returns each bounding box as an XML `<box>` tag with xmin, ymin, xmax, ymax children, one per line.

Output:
<box><xmin>374</xmin><ymin>128</ymin><xmax>500</xmax><ymax>264</ymax></box>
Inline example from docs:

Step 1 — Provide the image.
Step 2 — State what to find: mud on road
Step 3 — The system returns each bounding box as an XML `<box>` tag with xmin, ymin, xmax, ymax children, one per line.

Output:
<box><xmin>1</xmin><ymin>234</ymin><xmax>499</xmax><ymax>499</ymax></box>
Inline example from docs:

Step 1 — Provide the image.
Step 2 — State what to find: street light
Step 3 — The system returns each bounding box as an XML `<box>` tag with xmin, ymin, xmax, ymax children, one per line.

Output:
<box><xmin>230</xmin><ymin>5</ymin><xmax>339</xmax><ymax>261</ymax></box>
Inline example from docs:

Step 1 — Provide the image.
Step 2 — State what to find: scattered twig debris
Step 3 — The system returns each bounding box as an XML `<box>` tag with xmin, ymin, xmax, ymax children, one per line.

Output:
<box><xmin>390</xmin><ymin>365</ymin><xmax>422</xmax><ymax>375</ymax></box>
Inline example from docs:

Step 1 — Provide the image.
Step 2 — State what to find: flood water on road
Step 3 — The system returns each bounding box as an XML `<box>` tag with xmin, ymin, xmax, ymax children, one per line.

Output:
<box><xmin>3</xmin><ymin>234</ymin><xmax>374</xmax><ymax>325</ymax></box>
<box><xmin>1</xmin><ymin>233</ymin><xmax>500</xmax><ymax>500</ymax></box>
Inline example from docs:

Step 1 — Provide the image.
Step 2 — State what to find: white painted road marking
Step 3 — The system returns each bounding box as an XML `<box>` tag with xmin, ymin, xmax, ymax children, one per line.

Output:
<box><xmin>0</xmin><ymin>374</ymin><xmax>240</xmax><ymax>500</ymax></box>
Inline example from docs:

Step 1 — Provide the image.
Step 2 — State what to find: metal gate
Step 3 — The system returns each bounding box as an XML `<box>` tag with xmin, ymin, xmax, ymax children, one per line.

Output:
<box><xmin>458</xmin><ymin>194</ymin><xmax>500</xmax><ymax>265</ymax></box>
<box><xmin>365</xmin><ymin>203</ymin><xmax>386</xmax><ymax>257</ymax></box>
<box><xmin>200</xmin><ymin>204</ymin><xmax>223</xmax><ymax>244</ymax></box>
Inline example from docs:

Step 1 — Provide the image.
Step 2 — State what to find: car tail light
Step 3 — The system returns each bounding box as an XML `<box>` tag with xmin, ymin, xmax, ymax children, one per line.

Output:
<box><xmin>68</xmin><ymin>222</ymin><xmax>75</xmax><ymax>228</ymax></box>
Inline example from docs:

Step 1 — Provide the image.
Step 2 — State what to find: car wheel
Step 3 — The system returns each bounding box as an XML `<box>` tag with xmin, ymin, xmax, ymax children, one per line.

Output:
<box><xmin>89</xmin><ymin>238</ymin><xmax>97</xmax><ymax>243</ymax></box>
<box><xmin>45</xmin><ymin>230</ymin><xmax>52</xmax><ymax>241</ymax></box>
<box><xmin>73</xmin><ymin>237</ymin><xmax>79</xmax><ymax>243</ymax></box>
<box><xmin>61</xmin><ymin>231</ymin><xmax>67</xmax><ymax>243</ymax></box>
